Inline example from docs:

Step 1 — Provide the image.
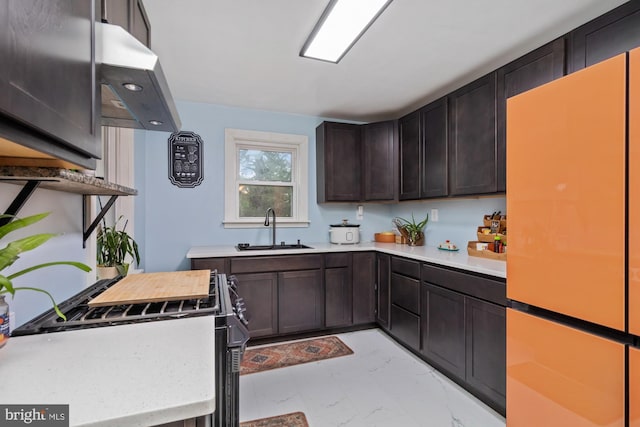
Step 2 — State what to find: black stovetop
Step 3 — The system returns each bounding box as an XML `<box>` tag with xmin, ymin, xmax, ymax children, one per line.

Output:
<box><xmin>12</xmin><ymin>272</ymin><xmax>223</xmax><ymax>336</ymax></box>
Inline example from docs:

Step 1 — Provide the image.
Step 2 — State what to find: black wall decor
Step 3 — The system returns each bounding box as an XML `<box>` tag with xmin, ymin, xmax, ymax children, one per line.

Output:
<box><xmin>168</xmin><ymin>131</ymin><xmax>203</xmax><ymax>188</ymax></box>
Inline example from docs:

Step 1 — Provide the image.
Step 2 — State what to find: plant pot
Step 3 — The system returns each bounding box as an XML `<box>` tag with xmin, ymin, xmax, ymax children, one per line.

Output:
<box><xmin>116</xmin><ymin>263</ymin><xmax>130</xmax><ymax>276</ymax></box>
<box><xmin>407</xmin><ymin>232</ymin><xmax>425</xmax><ymax>246</ymax></box>
<box><xmin>97</xmin><ymin>266</ymin><xmax>119</xmax><ymax>280</ymax></box>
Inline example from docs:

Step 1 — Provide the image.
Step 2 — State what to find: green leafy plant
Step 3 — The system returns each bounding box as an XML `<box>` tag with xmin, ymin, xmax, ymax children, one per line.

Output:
<box><xmin>97</xmin><ymin>216</ymin><xmax>140</xmax><ymax>275</ymax></box>
<box><xmin>0</xmin><ymin>212</ymin><xmax>91</xmax><ymax>320</ymax></box>
<box><xmin>395</xmin><ymin>213</ymin><xmax>429</xmax><ymax>244</ymax></box>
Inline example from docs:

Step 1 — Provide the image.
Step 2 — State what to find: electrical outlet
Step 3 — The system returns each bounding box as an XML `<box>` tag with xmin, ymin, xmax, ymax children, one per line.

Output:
<box><xmin>356</xmin><ymin>205</ymin><xmax>364</xmax><ymax>220</ymax></box>
<box><xmin>431</xmin><ymin>209</ymin><xmax>439</xmax><ymax>222</ymax></box>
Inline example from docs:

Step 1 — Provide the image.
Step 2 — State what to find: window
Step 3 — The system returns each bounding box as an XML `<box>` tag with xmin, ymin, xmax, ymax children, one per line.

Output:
<box><xmin>224</xmin><ymin>129</ymin><xmax>309</xmax><ymax>228</ymax></box>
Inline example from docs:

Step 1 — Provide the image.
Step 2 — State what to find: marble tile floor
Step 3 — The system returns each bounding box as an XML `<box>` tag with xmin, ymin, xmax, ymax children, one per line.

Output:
<box><xmin>240</xmin><ymin>328</ymin><xmax>506</xmax><ymax>427</ymax></box>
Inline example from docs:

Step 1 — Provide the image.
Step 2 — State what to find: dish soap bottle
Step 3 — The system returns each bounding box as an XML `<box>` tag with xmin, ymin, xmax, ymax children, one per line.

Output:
<box><xmin>0</xmin><ymin>296</ymin><xmax>9</xmax><ymax>348</ymax></box>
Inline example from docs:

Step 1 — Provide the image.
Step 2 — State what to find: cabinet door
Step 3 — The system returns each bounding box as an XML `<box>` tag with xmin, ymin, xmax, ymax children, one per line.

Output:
<box><xmin>376</xmin><ymin>253</ymin><xmax>391</xmax><ymax>329</ymax></box>
<box><xmin>448</xmin><ymin>73</ymin><xmax>498</xmax><ymax>195</ymax></box>
<box><xmin>103</xmin><ymin>0</ymin><xmax>150</xmax><ymax>47</ymax></box>
<box><xmin>362</xmin><ymin>120</ymin><xmax>397</xmax><ymax>201</ymax></box>
<box><xmin>391</xmin><ymin>273</ymin><xmax>420</xmax><ymax>314</ymax></box>
<box><xmin>325</xmin><ymin>266</ymin><xmax>352</xmax><ymax>328</ymax></box>
<box><xmin>390</xmin><ymin>305</ymin><xmax>420</xmax><ymax>350</ymax></box>
<box><xmin>507</xmin><ymin>309</ymin><xmax>624</xmax><ymax>427</ymax></box>
<box><xmin>353</xmin><ymin>252</ymin><xmax>376</xmax><ymax>324</ymax></box>
<box><xmin>398</xmin><ymin>111</ymin><xmax>421</xmax><ymax>200</ymax></box>
<box><xmin>278</xmin><ymin>269</ymin><xmax>324</xmax><ymax>334</ymax></box>
<box><xmin>0</xmin><ymin>1</ymin><xmax>100</xmax><ymax>159</ymax></box>
<box><xmin>497</xmin><ymin>38</ymin><xmax>565</xmax><ymax>192</ymax></box>
<box><xmin>420</xmin><ymin>98</ymin><xmax>448</xmax><ymax>198</ymax></box>
<box><xmin>632</xmin><ymin>47</ymin><xmax>640</xmax><ymax>336</ymax></box>
<box><xmin>507</xmin><ymin>54</ymin><xmax>625</xmax><ymax>331</ymax></box>
<box><xmin>631</xmin><ymin>347</ymin><xmax>640</xmax><ymax>427</ymax></box>
<box><xmin>316</xmin><ymin>122</ymin><xmax>362</xmax><ymax>202</ymax></box>
<box><xmin>235</xmin><ymin>272</ymin><xmax>278</xmax><ymax>338</ymax></box>
<box><xmin>421</xmin><ymin>283</ymin><xmax>465</xmax><ymax>381</ymax></box>
<box><xmin>569</xmin><ymin>1</ymin><xmax>640</xmax><ymax>73</ymax></box>
<box><xmin>465</xmin><ymin>297</ymin><xmax>506</xmax><ymax>412</ymax></box>
<box><xmin>131</xmin><ymin>0</ymin><xmax>150</xmax><ymax>47</ymax></box>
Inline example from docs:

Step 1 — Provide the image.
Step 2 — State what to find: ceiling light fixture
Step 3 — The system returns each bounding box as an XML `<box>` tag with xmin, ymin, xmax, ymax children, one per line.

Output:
<box><xmin>300</xmin><ymin>0</ymin><xmax>393</xmax><ymax>63</ymax></box>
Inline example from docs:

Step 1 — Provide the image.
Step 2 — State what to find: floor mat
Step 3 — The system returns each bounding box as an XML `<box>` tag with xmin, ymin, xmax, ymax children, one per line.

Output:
<box><xmin>240</xmin><ymin>411</ymin><xmax>309</xmax><ymax>427</ymax></box>
<box><xmin>240</xmin><ymin>336</ymin><xmax>353</xmax><ymax>375</ymax></box>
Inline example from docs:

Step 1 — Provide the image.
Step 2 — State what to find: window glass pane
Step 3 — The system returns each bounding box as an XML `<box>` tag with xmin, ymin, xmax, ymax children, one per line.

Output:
<box><xmin>239</xmin><ymin>149</ymin><xmax>292</xmax><ymax>182</ymax></box>
<box><xmin>238</xmin><ymin>185</ymin><xmax>293</xmax><ymax>217</ymax></box>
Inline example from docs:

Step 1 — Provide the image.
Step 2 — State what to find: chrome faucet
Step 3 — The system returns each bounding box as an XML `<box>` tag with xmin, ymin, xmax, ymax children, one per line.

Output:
<box><xmin>264</xmin><ymin>208</ymin><xmax>276</xmax><ymax>248</ymax></box>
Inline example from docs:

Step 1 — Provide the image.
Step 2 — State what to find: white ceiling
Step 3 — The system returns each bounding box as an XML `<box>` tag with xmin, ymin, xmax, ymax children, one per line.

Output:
<box><xmin>143</xmin><ymin>0</ymin><xmax>629</xmax><ymax>122</ymax></box>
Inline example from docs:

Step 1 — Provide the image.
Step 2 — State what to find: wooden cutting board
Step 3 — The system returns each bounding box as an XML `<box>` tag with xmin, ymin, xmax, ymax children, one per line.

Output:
<box><xmin>88</xmin><ymin>270</ymin><xmax>211</xmax><ymax>307</ymax></box>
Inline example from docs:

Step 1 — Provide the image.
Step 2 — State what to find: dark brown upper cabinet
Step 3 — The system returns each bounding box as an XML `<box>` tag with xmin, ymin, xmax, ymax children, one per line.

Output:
<box><xmin>363</xmin><ymin>120</ymin><xmax>398</xmax><ymax>201</ymax></box>
<box><xmin>448</xmin><ymin>73</ymin><xmax>498</xmax><ymax>196</ymax></box>
<box><xmin>420</xmin><ymin>98</ymin><xmax>448</xmax><ymax>198</ymax></box>
<box><xmin>0</xmin><ymin>1</ymin><xmax>101</xmax><ymax>169</ymax></box>
<box><xmin>102</xmin><ymin>0</ymin><xmax>151</xmax><ymax>47</ymax></box>
<box><xmin>568</xmin><ymin>0</ymin><xmax>640</xmax><ymax>73</ymax></box>
<box><xmin>398</xmin><ymin>111</ymin><xmax>421</xmax><ymax>200</ymax></box>
<box><xmin>316</xmin><ymin>121</ymin><xmax>362</xmax><ymax>202</ymax></box>
<box><xmin>496</xmin><ymin>38</ymin><xmax>565</xmax><ymax>191</ymax></box>
<box><xmin>316</xmin><ymin>120</ymin><xmax>397</xmax><ymax>203</ymax></box>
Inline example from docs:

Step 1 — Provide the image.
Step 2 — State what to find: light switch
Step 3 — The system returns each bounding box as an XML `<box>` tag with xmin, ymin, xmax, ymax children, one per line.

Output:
<box><xmin>431</xmin><ymin>209</ymin><xmax>438</xmax><ymax>222</ymax></box>
<box><xmin>357</xmin><ymin>205</ymin><xmax>364</xmax><ymax>220</ymax></box>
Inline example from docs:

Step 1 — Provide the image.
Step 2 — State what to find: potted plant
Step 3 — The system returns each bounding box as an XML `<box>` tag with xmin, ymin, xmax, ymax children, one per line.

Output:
<box><xmin>0</xmin><ymin>212</ymin><xmax>92</xmax><ymax>345</ymax></box>
<box><xmin>96</xmin><ymin>216</ymin><xmax>140</xmax><ymax>279</ymax></box>
<box><xmin>394</xmin><ymin>213</ymin><xmax>429</xmax><ymax>246</ymax></box>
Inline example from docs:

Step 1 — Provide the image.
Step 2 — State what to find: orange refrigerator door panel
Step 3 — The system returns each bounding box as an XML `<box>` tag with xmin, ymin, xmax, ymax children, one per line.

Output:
<box><xmin>507</xmin><ymin>309</ymin><xmax>625</xmax><ymax>427</ymax></box>
<box><xmin>631</xmin><ymin>347</ymin><xmax>640</xmax><ymax>427</ymax></box>
<box><xmin>506</xmin><ymin>54</ymin><xmax>626</xmax><ymax>331</ymax></box>
<box><xmin>629</xmin><ymin>47</ymin><xmax>640</xmax><ymax>335</ymax></box>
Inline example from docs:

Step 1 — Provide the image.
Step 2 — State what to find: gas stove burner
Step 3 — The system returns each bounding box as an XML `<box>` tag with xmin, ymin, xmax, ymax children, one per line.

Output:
<box><xmin>12</xmin><ymin>271</ymin><xmax>224</xmax><ymax>335</ymax></box>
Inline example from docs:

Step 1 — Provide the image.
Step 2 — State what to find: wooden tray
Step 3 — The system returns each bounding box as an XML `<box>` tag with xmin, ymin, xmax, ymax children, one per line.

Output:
<box><xmin>88</xmin><ymin>270</ymin><xmax>211</xmax><ymax>307</ymax></box>
<box><xmin>467</xmin><ymin>241</ymin><xmax>506</xmax><ymax>261</ymax></box>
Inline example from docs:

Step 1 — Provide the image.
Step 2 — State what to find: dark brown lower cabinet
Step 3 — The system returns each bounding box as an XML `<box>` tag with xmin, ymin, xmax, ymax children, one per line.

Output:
<box><xmin>421</xmin><ymin>283</ymin><xmax>466</xmax><ymax>381</ymax></box>
<box><xmin>465</xmin><ymin>296</ymin><xmax>506</xmax><ymax>410</ymax></box>
<box><xmin>234</xmin><ymin>272</ymin><xmax>278</xmax><ymax>338</ymax></box>
<box><xmin>390</xmin><ymin>305</ymin><xmax>420</xmax><ymax>349</ymax></box>
<box><xmin>325</xmin><ymin>259</ymin><xmax>353</xmax><ymax>328</ymax></box>
<box><xmin>278</xmin><ymin>269</ymin><xmax>323</xmax><ymax>334</ymax></box>
<box><xmin>376</xmin><ymin>253</ymin><xmax>391</xmax><ymax>329</ymax></box>
<box><xmin>352</xmin><ymin>252</ymin><xmax>376</xmax><ymax>324</ymax></box>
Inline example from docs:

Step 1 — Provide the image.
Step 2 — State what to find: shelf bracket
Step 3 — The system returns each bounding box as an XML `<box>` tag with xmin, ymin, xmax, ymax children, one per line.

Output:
<box><xmin>0</xmin><ymin>180</ymin><xmax>41</xmax><ymax>227</ymax></box>
<box><xmin>82</xmin><ymin>195</ymin><xmax>118</xmax><ymax>248</ymax></box>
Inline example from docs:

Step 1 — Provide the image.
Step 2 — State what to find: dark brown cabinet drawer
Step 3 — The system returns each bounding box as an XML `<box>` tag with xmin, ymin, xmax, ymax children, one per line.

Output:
<box><xmin>191</xmin><ymin>258</ymin><xmax>229</xmax><ymax>273</ymax></box>
<box><xmin>391</xmin><ymin>273</ymin><xmax>420</xmax><ymax>314</ymax></box>
<box><xmin>391</xmin><ymin>305</ymin><xmax>420</xmax><ymax>349</ymax></box>
<box><xmin>421</xmin><ymin>264</ymin><xmax>506</xmax><ymax>306</ymax></box>
<box><xmin>391</xmin><ymin>256</ymin><xmax>421</xmax><ymax>279</ymax></box>
<box><xmin>231</xmin><ymin>255</ymin><xmax>322</xmax><ymax>274</ymax></box>
<box><xmin>325</xmin><ymin>252</ymin><xmax>351</xmax><ymax>268</ymax></box>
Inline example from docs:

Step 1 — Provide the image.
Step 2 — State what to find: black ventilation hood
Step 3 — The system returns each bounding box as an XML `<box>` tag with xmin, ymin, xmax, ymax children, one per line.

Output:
<box><xmin>100</xmin><ymin>23</ymin><xmax>181</xmax><ymax>132</ymax></box>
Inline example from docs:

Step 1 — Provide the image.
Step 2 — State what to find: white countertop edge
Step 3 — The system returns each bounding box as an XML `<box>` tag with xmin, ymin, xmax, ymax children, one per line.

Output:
<box><xmin>186</xmin><ymin>242</ymin><xmax>506</xmax><ymax>279</ymax></box>
<box><xmin>0</xmin><ymin>316</ymin><xmax>217</xmax><ymax>427</ymax></box>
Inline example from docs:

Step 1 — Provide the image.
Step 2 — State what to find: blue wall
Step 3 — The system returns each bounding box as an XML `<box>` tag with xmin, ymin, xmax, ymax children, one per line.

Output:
<box><xmin>135</xmin><ymin>101</ymin><xmax>505</xmax><ymax>272</ymax></box>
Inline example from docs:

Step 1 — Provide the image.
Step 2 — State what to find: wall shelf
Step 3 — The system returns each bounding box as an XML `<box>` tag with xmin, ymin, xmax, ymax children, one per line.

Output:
<box><xmin>0</xmin><ymin>166</ymin><xmax>137</xmax><ymax>246</ymax></box>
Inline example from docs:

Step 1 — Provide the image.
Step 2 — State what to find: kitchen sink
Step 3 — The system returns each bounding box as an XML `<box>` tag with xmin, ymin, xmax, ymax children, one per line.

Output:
<box><xmin>236</xmin><ymin>243</ymin><xmax>313</xmax><ymax>251</ymax></box>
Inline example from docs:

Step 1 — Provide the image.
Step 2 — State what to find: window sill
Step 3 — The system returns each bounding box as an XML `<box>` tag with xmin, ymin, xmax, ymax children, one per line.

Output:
<box><xmin>223</xmin><ymin>220</ymin><xmax>310</xmax><ymax>229</ymax></box>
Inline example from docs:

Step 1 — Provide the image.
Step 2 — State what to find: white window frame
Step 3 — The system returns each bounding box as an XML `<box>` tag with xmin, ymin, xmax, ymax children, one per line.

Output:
<box><xmin>224</xmin><ymin>128</ymin><xmax>309</xmax><ymax>228</ymax></box>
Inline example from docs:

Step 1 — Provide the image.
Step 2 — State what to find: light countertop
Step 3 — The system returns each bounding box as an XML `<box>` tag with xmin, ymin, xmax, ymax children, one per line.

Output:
<box><xmin>187</xmin><ymin>242</ymin><xmax>506</xmax><ymax>279</ymax></box>
<box><xmin>0</xmin><ymin>316</ymin><xmax>216</xmax><ymax>427</ymax></box>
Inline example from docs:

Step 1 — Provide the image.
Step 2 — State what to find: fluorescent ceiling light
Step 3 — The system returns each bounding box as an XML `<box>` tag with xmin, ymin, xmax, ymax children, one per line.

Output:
<box><xmin>301</xmin><ymin>0</ymin><xmax>393</xmax><ymax>63</ymax></box>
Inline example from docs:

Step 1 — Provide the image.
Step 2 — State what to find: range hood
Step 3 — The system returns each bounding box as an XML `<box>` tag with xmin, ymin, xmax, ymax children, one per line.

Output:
<box><xmin>100</xmin><ymin>23</ymin><xmax>181</xmax><ymax>132</ymax></box>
